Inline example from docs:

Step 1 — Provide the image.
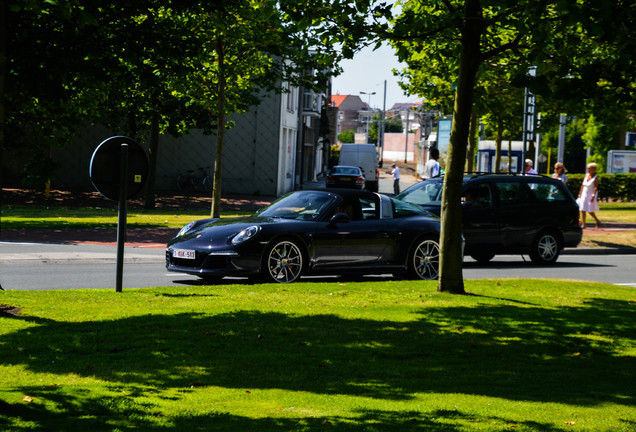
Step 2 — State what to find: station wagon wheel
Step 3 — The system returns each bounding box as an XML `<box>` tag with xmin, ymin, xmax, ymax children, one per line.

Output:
<box><xmin>264</xmin><ymin>239</ymin><xmax>305</xmax><ymax>283</ymax></box>
<box><xmin>529</xmin><ymin>230</ymin><xmax>560</xmax><ymax>265</ymax></box>
<box><xmin>410</xmin><ymin>238</ymin><xmax>440</xmax><ymax>280</ymax></box>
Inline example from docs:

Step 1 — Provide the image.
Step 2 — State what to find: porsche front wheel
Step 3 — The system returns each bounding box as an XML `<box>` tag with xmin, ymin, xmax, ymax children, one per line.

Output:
<box><xmin>263</xmin><ymin>239</ymin><xmax>305</xmax><ymax>283</ymax></box>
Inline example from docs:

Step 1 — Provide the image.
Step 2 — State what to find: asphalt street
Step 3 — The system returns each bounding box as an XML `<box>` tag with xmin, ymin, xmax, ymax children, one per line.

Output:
<box><xmin>1</xmin><ymin>240</ymin><xmax>635</xmax><ymax>290</ymax></box>
<box><xmin>2</xmin><ymin>172</ymin><xmax>635</xmax><ymax>291</ymax></box>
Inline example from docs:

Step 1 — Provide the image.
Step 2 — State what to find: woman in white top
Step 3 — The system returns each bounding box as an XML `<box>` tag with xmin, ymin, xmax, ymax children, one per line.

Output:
<box><xmin>577</xmin><ymin>162</ymin><xmax>601</xmax><ymax>229</ymax></box>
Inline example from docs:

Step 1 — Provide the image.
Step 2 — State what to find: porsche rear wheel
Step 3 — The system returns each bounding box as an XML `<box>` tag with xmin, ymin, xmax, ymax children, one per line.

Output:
<box><xmin>264</xmin><ymin>239</ymin><xmax>305</xmax><ymax>283</ymax></box>
<box><xmin>409</xmin><ymin>238</ymin><xmax>440</xmax><ymax>280</ymax></box>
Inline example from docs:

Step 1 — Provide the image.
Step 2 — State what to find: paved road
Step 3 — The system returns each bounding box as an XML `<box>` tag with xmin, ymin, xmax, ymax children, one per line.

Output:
<box><xmin>1</xmin><ymin>241</ymin><xmax>635</xmax><ymax>290</ymax></box>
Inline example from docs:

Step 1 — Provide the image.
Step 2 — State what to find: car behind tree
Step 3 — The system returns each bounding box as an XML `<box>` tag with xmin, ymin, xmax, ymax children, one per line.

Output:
<box><xmin>395</xmin><ymin>173</ymin><xmax>582</xmax><ymax>264</ymax></box>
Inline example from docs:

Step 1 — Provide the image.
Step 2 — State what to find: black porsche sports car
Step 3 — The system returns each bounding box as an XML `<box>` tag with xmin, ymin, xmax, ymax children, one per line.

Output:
<box><xmin>166</xmin><ymin>189</ymin><xmax>441</xmax><ymax>283</ymax></box>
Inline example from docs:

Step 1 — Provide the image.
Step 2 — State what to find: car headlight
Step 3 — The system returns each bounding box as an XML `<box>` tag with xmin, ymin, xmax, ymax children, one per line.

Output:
<box><xmin>177</xmin><ymin>221</ymin><xmax>196</xmax><ymax>237</ymax></box>
<box><xmin>231</xmin><ymin>225</ymin><xmax>261</xmax><ymax>245</ymax></box>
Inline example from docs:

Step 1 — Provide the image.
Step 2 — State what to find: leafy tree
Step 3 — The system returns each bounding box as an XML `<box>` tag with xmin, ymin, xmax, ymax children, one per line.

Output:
<box><xmin>5</xmin><ymin>1</ymin><xmax>340</xmax><ymax>215</ymax></box>
<box><xmin>338</xmin><ymin>129</ymin><xmax>356</xmax><ymax>143</ymax></box>
<box><xmin>390</xmin><ymin>0</ymin><xmax>559</xmax><ymax>294</ymax></box>
<box><xmin>368</xmin><ymin>116</ymin><xmax>403</xmax><ymax>143</ymax></box>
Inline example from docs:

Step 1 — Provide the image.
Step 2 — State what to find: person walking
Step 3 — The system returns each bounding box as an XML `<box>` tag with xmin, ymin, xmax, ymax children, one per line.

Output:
<box><xmin>424</xmin><ymin>148</ymin><xmax>440</xmax><ymax>179</ymax></box>
<box><xmin>552</xmin><ymin>162</ymin><xmax>568</xmax><ymax>184</ymax></box>
<box><xmin>391</xmin><ymin>163</ymin><xmax>400</xmax><ymax>194</ymax></box>
<box><xmin>577</xmin><ymin>162</ymin><xmax>601</xmax><ymax>229</ymax></box>
<box><xmin>524</xmin><ymin>159</ymin><xmax>538</xmax><ymax>175</ymax></box>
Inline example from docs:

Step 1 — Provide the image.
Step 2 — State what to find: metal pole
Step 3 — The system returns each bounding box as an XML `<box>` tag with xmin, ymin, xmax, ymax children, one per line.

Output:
<box><xmin>557</xmin><ymin>114</ymin><xmax>566</xmax><ymax>163</ymax></box>
<box><xmin>379</xmin><ymin>80</ymin><xmax>386</xmax><ymax>167</ymax></box>
<box><xmin>404</xmin><ymin>112</ymin><xmax>410</xmax><ymax>163</ymax></box>
<box><xmin>522</xmin><ymin>66</ymin><xmax>537</xmax><ymax>168</ymax></box>
<box><xmin>360</xmin><ymin>91</ymin><xmax>375</xmax><ymax>143</ymax></box>
<box><xmin>115</xmin><ymin>143</ymin><xmax>128</xmax><ymax>293</ymax></box>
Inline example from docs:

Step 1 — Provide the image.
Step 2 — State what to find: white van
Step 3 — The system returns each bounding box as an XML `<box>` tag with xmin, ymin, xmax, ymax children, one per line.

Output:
<box><xmin>338</xmin><ymin>144</ymin><xmax>379</xmax><ymax>192</ymax></box>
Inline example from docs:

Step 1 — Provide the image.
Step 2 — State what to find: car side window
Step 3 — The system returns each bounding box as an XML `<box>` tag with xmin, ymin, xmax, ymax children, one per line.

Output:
<box><xmin>400</xmin><ymin>181</ymin><xmax>442</xmax><ymax>206</ymax></box>
<box><xmin>392</xmin><ymin>198</ymin><xmax>424</xmax><ymax>218</ymax></box>
<box><xmin>462</xmin><ymin>183</ymin><xmax>492</xmax><ymax>207</ymax></box>
<box><xmin>528</xmin><ymin>183</ymin><xmax>568</xmax><ymax>202</ymax></box>
<box><xmin>495</xmin><ymin>182</ymin><xmax>530</xmax><ymax>205</ymax></box>
<box><xmin>359</xmin><ymin>197</ymin><xmax>379</xmax><ymax>220</ymax></box>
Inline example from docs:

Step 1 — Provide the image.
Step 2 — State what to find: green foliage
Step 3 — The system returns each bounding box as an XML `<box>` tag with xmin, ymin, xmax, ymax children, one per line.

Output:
<box><xmin>539</xmin><ymin>116</ymin><xmax>588</xmax><ymax>174</ymax></box>
<box><xmin>4</xmin><ymin>0</ymin><xmax>348</xmax><ymax>192</ymax></box>
<box><xmin>338</xmin><ymin>129</ymin><xmax>356</xmax><ymax>143</ymax></box>
<box><xmin>329</xmin><ymin>144</ymin><xmax>340</xmax><ymax>167</ymax></box>
<box><xmin>369</xmin><ymin>115</ymin><xmax>403</xmax><ymax>143</ymax></box>
<box><xmin>566</xmin><ymin>173</ymin><xmax>636</xmax><ymax>202</ymax></box>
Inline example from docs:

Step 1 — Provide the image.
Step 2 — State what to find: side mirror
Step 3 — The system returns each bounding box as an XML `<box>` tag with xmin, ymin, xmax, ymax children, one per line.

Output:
<box><xmin>329</xmin><ymin>213</ymin><xmax>351</xmax><ymax>225</ymax></box>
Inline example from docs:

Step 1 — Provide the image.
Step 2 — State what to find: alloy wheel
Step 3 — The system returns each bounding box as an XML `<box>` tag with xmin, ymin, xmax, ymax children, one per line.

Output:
<box><xmin>266</xmin><ymin>240</ymin><xmax>304</xmax><ymax>283</ymax></box>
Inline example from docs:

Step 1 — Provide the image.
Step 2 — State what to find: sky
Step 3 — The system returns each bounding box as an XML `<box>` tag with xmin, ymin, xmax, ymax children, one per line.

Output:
<box><xmin>331</xmin><ymin>43</ymin><xmax>420</xmax><ymax>110</ymax></box>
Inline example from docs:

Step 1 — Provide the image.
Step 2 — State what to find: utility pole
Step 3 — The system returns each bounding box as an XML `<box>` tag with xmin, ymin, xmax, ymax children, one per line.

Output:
<box><xmin>404</xmin><ymin>110</ymin><xmax>410</xmax><ymax>163</ymax></box>
<box><xmin>522</xmin><ymin>66</ymin><xmax>537</xmax><ymax>167</ymax></box>
<box><xmin>557</xmin><ymin>114</ymin><xmax>566</xmax><ymax>163</ymax></box>
<box><xmin>360</xmin><ymin>91</ymin><xmax>375</xmax><ymax>143</ymax></box>
<box><xmin>378</xmin><ymin>81</ymin><xmax>386</xmax><ymax>167</ymax></box>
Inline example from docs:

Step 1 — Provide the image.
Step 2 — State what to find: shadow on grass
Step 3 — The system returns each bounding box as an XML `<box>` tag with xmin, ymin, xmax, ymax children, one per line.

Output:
<box><xmin>1</xmin><ymin>297</ymin><xmax>634</xmax><ymax>431</ymax></box>
<box><xmin>1</xmin><ymin>395</ymin><xmax>587</xmax><ymax>432</ymax></box>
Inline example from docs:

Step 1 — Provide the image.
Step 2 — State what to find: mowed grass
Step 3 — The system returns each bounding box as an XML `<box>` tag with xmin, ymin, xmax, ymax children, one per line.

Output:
<box><xmin>0</xmin><ymin>206</ymin><xmax>247</xmax><ymax>229</ymax></box>
<box><xmin>1</xmin><ymin>279</ymin><xmax>634</xmax><ymax>431</ymax></box>
<box><xmin>3</xmin><ymin>201</ymin><xmax>635</xmax><ymax>230</ymax></box>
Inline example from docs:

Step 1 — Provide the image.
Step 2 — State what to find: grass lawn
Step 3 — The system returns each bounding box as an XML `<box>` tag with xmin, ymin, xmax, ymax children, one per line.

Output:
<box><xmin>1</xmin><ymin>280</ymin><xmax>634</xmax><ymax>431</ymax></box>
<box><xmin>0</xmin><ymin>206</ymin><xmax>241</xmax><ymax>229</ymax></box>
<box><xmin>2</xmin><ymin>202</ymin><xmax>635</xmax><ymax>230</ymax></box>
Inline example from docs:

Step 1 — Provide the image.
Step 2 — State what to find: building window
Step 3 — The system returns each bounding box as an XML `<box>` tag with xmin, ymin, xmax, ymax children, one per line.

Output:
<box><xmin>286</xmin><ymin>83</ymin><xmax>296</xmax><ymax>112</ymax></box>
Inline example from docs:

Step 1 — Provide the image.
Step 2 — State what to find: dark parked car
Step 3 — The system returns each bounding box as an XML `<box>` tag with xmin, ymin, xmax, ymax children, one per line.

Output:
<box><xmin>395</xmin><ymin>173</ymin><xmax>582</xmax><ymax>264</ymax></box>
<box><xmin>166</xmin><ymin>189</ymin><xmax>441</xmax><ymax>282</ymax></box>
<box><xmin>326</xmin><ymin>165</ymin><xmax>365</xmax><ymax>190</ymax></box>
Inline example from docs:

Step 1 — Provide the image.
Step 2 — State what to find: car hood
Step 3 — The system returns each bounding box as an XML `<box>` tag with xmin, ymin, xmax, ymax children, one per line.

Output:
<box><xmin>168</xmin><ymin>216</ymin><xmax>293</xmax><ymax>247</ymax></box>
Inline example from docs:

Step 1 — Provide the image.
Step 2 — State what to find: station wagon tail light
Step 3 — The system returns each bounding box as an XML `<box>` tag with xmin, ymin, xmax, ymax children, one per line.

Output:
<box><xmin>356</xmin><ymin>176</ymin><xmax>365</xmax><ymax>185</ymax></box>
<box><xmin>231</xmin><ymin>225</ymin><xmax>261</xmax><ymax>245</ymax></box>
<box><xmin>327</xmin><ymin>175</ymin><xmax>335</xmax><ymax>184</ymax></box>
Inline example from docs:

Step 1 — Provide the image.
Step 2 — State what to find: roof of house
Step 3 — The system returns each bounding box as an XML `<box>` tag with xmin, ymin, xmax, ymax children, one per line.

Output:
<box><xmin>330</xmin><ymin>94</ymin><xmax>348</xmax><ymax>107</ymax></box>
<box><xmin>390</xmin><ymin>101</ymin><xmax>423</xmax><ymax>111</ymax></box>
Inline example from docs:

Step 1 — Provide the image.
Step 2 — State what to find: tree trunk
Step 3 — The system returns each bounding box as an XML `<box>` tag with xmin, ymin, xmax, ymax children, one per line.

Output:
<box><xmin>0</xmin><ymin>0</ymin><xmax>6</xmax><ymax>226</ymax></box>
<box><xmin>495</xmin><ymin>115</ymin><xmax>503</xmax><ymax>172</ymax></box>
<box><xmin>211</xmin><ymin>36</ymin><xmax>226</xmax><ymax>218</ymax></box>
<box><xmin>437</xmin><ymin>0</ymin><xmax>483</xmax><ymax>294</ymax></box>
<box><xmin>466</xmin><ymin>109</ymin><xmax>478</xmax><ymax>172</ymax></box>
<box><xmin>507</xmin><ymin>139</ymin><xmax>512</xmax><ymax>174</ymax></box>
<box><xmin>144</xmin><ymin>100</ymin><xmax>160</xmax><ymax>209</ymax></box>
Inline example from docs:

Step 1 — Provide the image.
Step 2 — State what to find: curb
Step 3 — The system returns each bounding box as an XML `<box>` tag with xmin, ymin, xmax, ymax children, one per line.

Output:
<box><xmin>562</xmin><ymin>247</ymin><xmax>636</xmax><ymax>255</ymax></box>
<box><xmin>0</xmin><ymin>253</ymin><xmax>164</xmax><ymax>265</ymax></box>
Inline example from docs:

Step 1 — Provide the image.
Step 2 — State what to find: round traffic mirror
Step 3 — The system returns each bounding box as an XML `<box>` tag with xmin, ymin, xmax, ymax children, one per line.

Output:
<box><xmin>89</xmin><ymin>136</ymin><xmax>148</xmax><ymax>201</ymax></box>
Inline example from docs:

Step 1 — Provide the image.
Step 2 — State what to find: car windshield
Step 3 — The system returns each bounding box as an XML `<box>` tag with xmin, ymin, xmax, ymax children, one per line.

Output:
<box><xmin>332</xmin><ymin>167</ymin><xmax>360</xmax><ymax>175</ymax></box>
<box><xmin>396</xmin><ymin>180</ymin><xmax>443</xmax><ymax>206</ymax></box>
<box><xmin>257</xmin><ymin>191</ymin><xmax>336</xmax><ymax>220</ymax></box>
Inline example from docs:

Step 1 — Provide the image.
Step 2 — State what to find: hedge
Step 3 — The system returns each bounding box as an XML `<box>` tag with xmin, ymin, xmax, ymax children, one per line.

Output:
<box><xmin>565</xmin><ymin>173</ymin><xmax>636</xmax><ymax>201</ymax></box>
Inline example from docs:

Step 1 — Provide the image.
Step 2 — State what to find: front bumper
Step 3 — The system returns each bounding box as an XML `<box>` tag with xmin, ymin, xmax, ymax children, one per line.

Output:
<box><xmin>165</xmin><ymin>248</ymin><xmax>261</xmax><ymax>277</ymax></box>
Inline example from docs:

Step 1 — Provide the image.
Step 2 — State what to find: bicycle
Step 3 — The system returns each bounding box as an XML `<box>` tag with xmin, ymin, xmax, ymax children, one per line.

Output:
<box><xmin>176</xmin><ymin>166</ymin><xmax>213</xmax><ymax>193</ymax></box>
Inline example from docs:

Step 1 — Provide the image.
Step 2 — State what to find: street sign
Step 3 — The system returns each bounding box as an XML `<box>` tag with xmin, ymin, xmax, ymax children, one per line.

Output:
<box><xmin>89</xmin><ymin>136</ymin><xmax>148</xmax><ymax>292</ymax></box>
<box><xmin>89</xmin><ymin>136</ymin><xmax>148</xmax><ymax>201</ymax></box>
